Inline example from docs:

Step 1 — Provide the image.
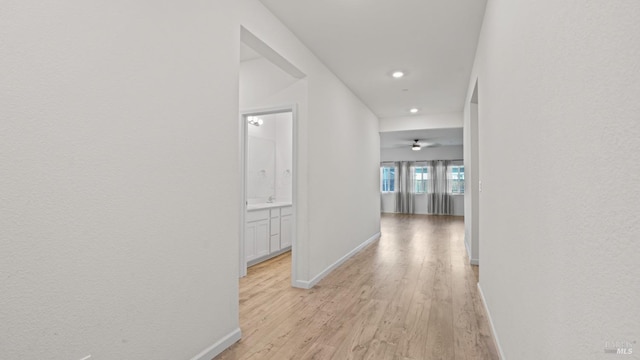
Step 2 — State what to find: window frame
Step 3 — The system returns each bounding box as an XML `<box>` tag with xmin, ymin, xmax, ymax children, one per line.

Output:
<box><xmin>412</xmin><ymin>165</ymin><xmax>429</xmax><ymax>194</ymax></box>
<box><xmin>380</xmin><ymin>165</ymin><xmax>397</xmax><ymax>193</ymax></box>
<box><xmin>447</xmin><ymin>165</ymin><xmax>465</xmax><ymax>195</ymax></box>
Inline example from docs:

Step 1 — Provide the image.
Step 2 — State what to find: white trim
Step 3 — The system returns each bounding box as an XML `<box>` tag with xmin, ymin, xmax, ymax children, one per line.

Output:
<box><xmin>477</xmin><ymin>283</ymin><xmax>505</xmax><ymax>360</ymax></box>
<box><xmin>238</xmin><ymin>109</ymin><xmax>248</xmax><ymax>278</ymax></box>
<box><xmin>189</xmin><ymin>328</ymin><xmax>241</xmax><ymax>360</ymax></box>
<box><xmin>295</xmin><ymin>232</ymin><xmax>381</xmax><ymax>289</ymax></box>
<box><xmin>464</xmin><ymin>236</ymin><xmax>479</xmax><ymax>265</ymax></box>
<box><xmin>292</xmin><ymin>279</ymin><xmax>311</xmax><ymax>289</ymax></box>
<box><xmin>247</xmin><ymin>246</ymin><xmax>291</xmax><ymax>267</ymax></box>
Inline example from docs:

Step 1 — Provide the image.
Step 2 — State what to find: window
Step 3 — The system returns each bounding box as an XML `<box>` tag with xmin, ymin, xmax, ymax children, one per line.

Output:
<box><xmin>413</xmin><ymin>166</ymin><xmax>429</xmax><ymax>193</ymax></box>
<box><xmin>380</xmin><ymin>166</ymin><xmax>396</xmax><ymax>192</ymax></box>
<box><xmin>447</xmin><ymin>165</ymin><xmax>465</xmax><ymax>194</ymax></box>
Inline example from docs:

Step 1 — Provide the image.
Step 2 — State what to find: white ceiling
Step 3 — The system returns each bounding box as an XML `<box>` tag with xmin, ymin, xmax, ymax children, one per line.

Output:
<box><xmin>259</xmin><ymin>0</ymin><xmax>487</xmax><ymax>119</ymax></box>
<box><xmin>380</xmin><ymin>128</ymin><xmax>463</xmax><ymax>149</ymax></box>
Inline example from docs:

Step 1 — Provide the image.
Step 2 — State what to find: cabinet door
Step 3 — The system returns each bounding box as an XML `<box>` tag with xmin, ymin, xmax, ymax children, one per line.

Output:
<box><xmin>254</xmin><ymin>219</ymin><xmax>270</xmax><ymax>258</ymax></box>
<box><xmin>270</xmin><ymin>234</ymin><xmax>281</xmax><ymax>253</ymax></box>
<box><xmin>280</xmin><ymin>215</ymin><xmax>292</xmax><ymax>248</ymax></box>
<box><xmin>245</xmin><ymin>222</ymin><xmax>257</xmax><ymax>261</ymax></box>
<box><xmin>270</xmin><ymin>218</ymin><xmax>280</xmax><ymax>235</ymax></box>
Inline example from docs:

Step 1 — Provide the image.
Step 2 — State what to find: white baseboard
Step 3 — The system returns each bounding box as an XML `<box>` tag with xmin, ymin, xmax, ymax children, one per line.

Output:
<box><xmin>292</xmin><ymin>279</ymin><xmax>310</xmax><ymax>288</ymax></box>
<box><xmin>464</xmin><ymin>239</ymin><xmax>480</xmax><ymax>265</ymax></box>
<box><xmin>189</xmin><ymin>328</ymin><xmax>241</xmax><ymax>360</ymax></box>
<box><xmin>295</xmin><ymin>232</ymin><xmax>381</xmax><ymax>290</ymax></box>
<box><xmin>464</xmin><ymin>237</ymin><xmax>472</xmax><ymax>260</ymax></box>
<box><xmin>464</xmin><ymin>237</ymin><xmax>479</xmax><ymax>265</ymax></box>
<box><xmin>477</xmin><ymin>283</ymin><xmax>505</xmax><ymax>360</ymax></box>
<box><xmin>247</xmin><ymin>246</ymin><xmax>291</xmax><ymax>267</ymax></box>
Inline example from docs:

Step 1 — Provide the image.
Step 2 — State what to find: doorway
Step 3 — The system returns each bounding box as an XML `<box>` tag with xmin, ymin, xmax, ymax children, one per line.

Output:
<box><xmin>239</xmin><ymin>108</ymin><xmax>297</xmax><ymax>280</ymax></box>
<box><xmin>237</xmin><ymin>25</ymin><xmax>307</xmax><ymax>289</ymax></box>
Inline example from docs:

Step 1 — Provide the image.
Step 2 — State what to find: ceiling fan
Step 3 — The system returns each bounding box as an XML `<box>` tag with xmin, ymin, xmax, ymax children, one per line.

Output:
<box><xmin>410</xmin><ymin>139</ymin><xmax>438</xmax><ymax>151</ymax></box>
<box><xmin>383</xmin><ymin>138</ymin><xmax>440</xmax><ymax>150</ymax></box>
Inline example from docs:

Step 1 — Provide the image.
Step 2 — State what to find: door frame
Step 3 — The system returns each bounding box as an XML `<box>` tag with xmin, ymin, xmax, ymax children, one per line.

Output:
<box><xmin>239</xmin><ymin>105</ymin><xmax>298</xmax><ymax>281</ymax></box>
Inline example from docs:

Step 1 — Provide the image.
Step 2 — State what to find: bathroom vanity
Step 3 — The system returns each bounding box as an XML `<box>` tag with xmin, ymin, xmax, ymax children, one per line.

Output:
<box><xmin>244</xmin><ymin>111</ymin><xmax>293</xmax><ymax>267</ymax></box>
<box><xmin>245</xmin><ymin>203</ymin><xmax>292</xmax><ymax>266</ymax></box>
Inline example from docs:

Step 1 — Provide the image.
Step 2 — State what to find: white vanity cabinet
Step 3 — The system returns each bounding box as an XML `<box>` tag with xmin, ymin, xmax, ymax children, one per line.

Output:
<box><xmin>245</xmin><ymin>210</ymin><xmax>270</xmax><ymax>262</ymax></box>
<box><xmin>280</xmin><ymin>206</ymin><xmax>292</xmax><ymax>248</ymax></box>
<box><xmin>270</xmin><ymin>208</ymin><xmax>281</xmax><ymax>253</ymax></box>
<box><xmin>246</xmin><ymin>205</ymin><xmax>292</xmax><ymax>266</ymax></box>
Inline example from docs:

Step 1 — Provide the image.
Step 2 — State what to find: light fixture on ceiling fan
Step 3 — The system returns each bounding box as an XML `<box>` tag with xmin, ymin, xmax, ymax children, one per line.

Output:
<box><xmin>412</xmin><ymin>139</ymin><xmax>421</xmax><ymax>151</ymax></box>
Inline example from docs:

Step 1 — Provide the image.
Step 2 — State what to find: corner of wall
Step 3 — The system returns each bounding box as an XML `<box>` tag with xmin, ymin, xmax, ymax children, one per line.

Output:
<box><xmin>189</xmin><ymin>328</ymin><xmax>242</xmax><ymax>360</ymax></box>
<box><xmin>300</xmin><ymin>232</ymin><xmax>381</xmax><ymax>289</ymax></box>
<box><xmin>477</xmin><ymin>284</ymin><xmax>505</xmax><ymax>359</ymax></box>
<box><xmin>464</xmin><ymin>236</ymin><xmax>479</xmax><ymax>265</ymax></box>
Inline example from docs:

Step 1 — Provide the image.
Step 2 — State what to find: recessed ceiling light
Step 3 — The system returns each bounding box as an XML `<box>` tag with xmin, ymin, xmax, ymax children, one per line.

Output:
<box><xmin>392</xmin><ymin>71</ymin><xmax>404</xmax><ymax>79</ymax></box>
<box><xmin>410</xmin><ymin>108</ymin><xmax>419</xmax><ymax>114</ymax></box>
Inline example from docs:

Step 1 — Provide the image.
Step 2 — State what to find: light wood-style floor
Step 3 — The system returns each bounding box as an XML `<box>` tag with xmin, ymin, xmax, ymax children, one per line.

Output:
<box><xmin>216</xmin><ymin>214</ymin><xmax>498</xmax><ymax>360</ymax></box>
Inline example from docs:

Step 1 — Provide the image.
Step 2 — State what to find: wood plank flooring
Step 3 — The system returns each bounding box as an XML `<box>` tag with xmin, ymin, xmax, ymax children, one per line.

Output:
<box><xmin>216</xmin><ymin>214</ymin><xmax>498</xmax><ymax>360</ymax></box>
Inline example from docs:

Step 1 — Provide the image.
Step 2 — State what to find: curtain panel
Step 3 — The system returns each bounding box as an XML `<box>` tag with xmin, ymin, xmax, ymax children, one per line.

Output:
<box><xmin>383</xmin><ymin>160</ymin><xmax>453</xmax><ymax>215</ymax></box>
<box><xmin>395</xmin><ymin>161</ymin><xmax>416</xmax><ymax>214</ymax></box>
<box><xmin>427</xmin><ymin>160</ymin><xmax>453</xmax><ymax>215</ymax></box>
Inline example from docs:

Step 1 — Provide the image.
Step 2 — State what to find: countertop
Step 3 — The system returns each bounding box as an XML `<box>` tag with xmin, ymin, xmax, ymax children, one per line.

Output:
<box><xmin>247</xmin><ymin>202</ymin><xmax>292</xmax><ymax>211</ymax></box>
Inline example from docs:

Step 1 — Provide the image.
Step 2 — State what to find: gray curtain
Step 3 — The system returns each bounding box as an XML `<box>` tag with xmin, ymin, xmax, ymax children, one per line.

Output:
<box><xmin>383</xmin><ymin>160</ymin><xmax>453</xmax><ymax>215</ymax></box>
<box><xmin>395</xmin><ymin>161</ymin><xmax>416</xmax><ymax>213</ymax></box>
<box><xmin>427</xmin><ymin>160</ymin><xmax>453</xmax><ymax>215</ymax></box>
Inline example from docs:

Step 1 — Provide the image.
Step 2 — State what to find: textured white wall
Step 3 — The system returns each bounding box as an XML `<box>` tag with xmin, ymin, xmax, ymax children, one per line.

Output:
<box><xmin>305</xmin><ymin>68</ymin><xmax>381</xmax><ymax>279</ymax></box>
<box><xmin>0</xmin><ymin>0</ymin><xmax>380</xmax><ymax>358</ymax></box>
<box><xmin>0</xmin><ymin>1</ymin><xmax>241</xmax><ymax>359</ymax></box>
<box><xmin>466</xmin><ymin>1</ymin><xmax>640</xmax><ymax>359</ymax></box>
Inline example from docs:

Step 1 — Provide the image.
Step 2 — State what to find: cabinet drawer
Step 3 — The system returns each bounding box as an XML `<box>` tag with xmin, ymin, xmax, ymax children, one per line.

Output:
<box><xmin>246</xmin><ymin>209</ymin><xmax>269</xmax><ymax>222</ymax></box>
<box><xmin>270</xmin><ymin>218</ymin><xmax>280</xmax><ymax>235</ymax></box>
<box><xmin>281</xmin><ymin>206</ymin><xmax>293</xmax><ymax>216</ymax></box>
<box><xmin>270</xmin><ymin>208</ymin><xmax>280</xmax><ymax>218</ymax></box>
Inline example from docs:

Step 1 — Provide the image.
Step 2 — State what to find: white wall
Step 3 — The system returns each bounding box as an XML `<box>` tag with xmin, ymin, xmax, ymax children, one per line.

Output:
<box><xmin>379</xmin><ymin>112</ymin><xmax>462</xmax><ymax>132</ymax></box>
<box><xmin>240</xmin><ymin>57</ymin><xmax>301</xmax><ymax>109</ymax></box>
<box><xmin>381</xmin><ymin>145</ymin><xmax>463</xmax><ymax>162</ymax></box>
<box><xmin>465</xmin><ymin>1</ymin><xmax>640</xmax><ymax>359</ymax></box>
<box><xmin>305</xmin><ymin>68</ymin><xmax>381</xmax><ymax>281</ymax></box>
<box><xmin>1</xmin><ymin>1</ymin><xmax>241</xmax><ymax>359</ymax></box>
<box><xmin>0</xmin><ymin>0</ymin><xmax>381</xmax><ymax>358</ymax></box>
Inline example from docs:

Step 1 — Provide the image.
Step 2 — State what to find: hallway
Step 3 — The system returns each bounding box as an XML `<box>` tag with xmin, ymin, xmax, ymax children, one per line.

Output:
<box><xmin>217</xmin><ymin>214</ymin><xmax>498</xmax><ymax>360</ymax></box>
